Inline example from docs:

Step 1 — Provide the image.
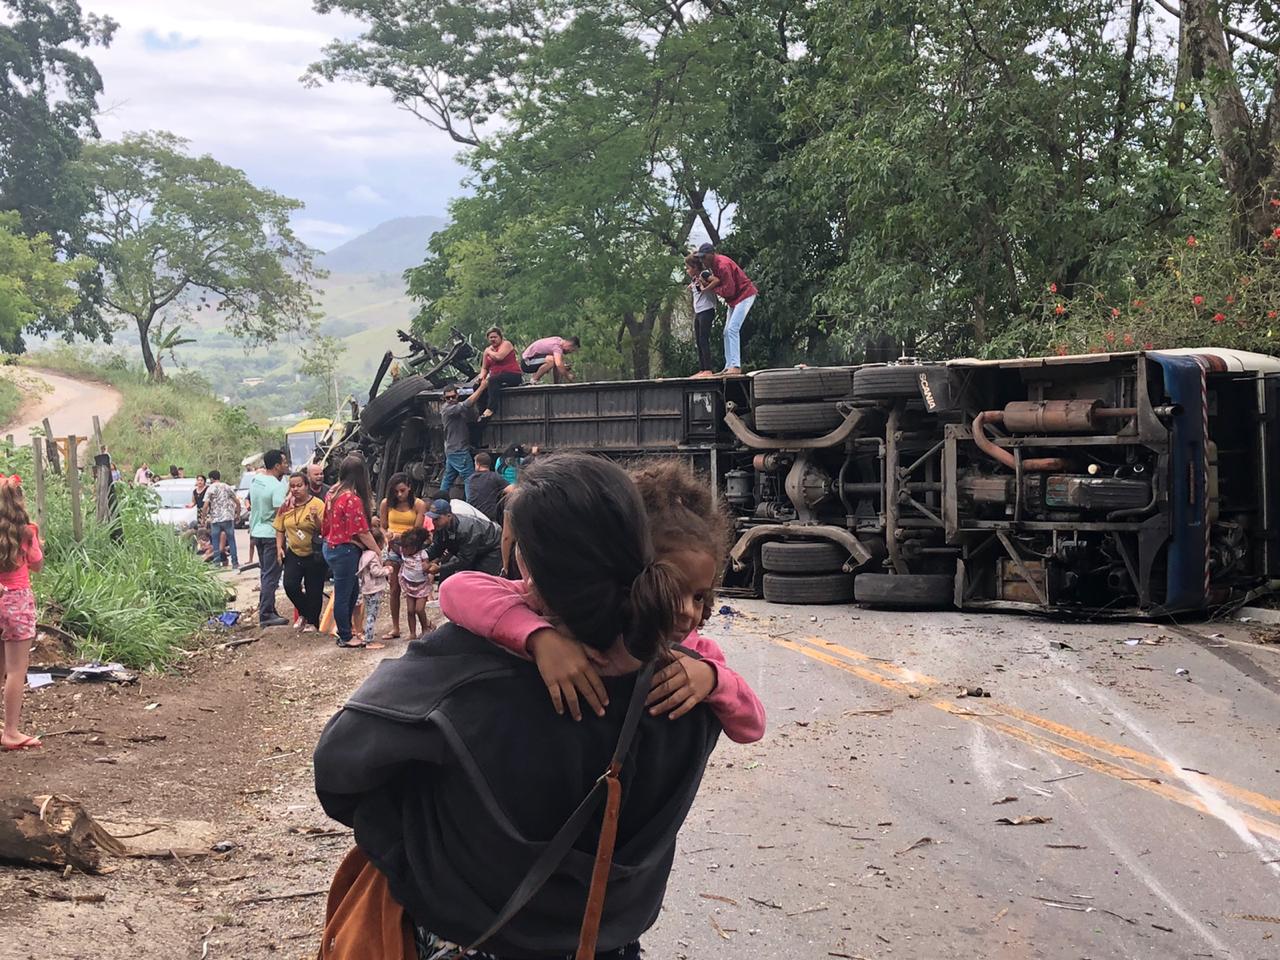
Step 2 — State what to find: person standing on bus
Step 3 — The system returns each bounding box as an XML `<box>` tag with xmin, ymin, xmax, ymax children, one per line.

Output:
<box><xmin>697</xmin><ymin>242</ymin><xmax>757</xmax><ymax>376</ymax></box>
<box><xmin>439</xmin><ymin>384</ymin><xmax>486</xmax><ymax>499</ymax></box>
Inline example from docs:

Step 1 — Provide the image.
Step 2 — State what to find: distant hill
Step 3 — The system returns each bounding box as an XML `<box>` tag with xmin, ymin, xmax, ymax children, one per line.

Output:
<box><xmin>318</xmin><ymin>215</ymin><xmax>447</xmax><ymax>275</ymax></box>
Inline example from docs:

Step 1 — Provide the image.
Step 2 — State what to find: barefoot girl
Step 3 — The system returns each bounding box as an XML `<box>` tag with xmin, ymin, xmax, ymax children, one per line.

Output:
<box><xmin>440</xmin><ymin>458</ymin><xmax>765</xmax><ymax>742</ymax></box>
<box><xmin>377</xmin><ymin>472</ymin><xmax>427</xmax><ymax>641</ymax></box>
<box><xmin>396</xmin><ymin>527</ymin><xmax>434</xmax><ymax>639</ymax></box>
<box><xmin>0</xmin><ymin>473</ymin><xmax>44</xmax><ymax>751</ymax></box>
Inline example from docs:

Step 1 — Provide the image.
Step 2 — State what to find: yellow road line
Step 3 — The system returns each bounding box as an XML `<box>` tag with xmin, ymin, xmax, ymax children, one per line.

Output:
<box><xmin>786</xmin><ymin>632</ymin><xmax>1280</xmax><ymax>821</ymax></box>
<box><xmin>767</xmin><ymin>635</ymin><xmax>1280</xmax><ymax>840</ymax></box>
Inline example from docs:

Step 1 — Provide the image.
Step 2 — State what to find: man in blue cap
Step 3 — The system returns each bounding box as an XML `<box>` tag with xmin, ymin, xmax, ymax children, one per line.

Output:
<box><xmin>424</xmin><ymin>498</ymin><xmax>503</xmax><ymax>580</ymax></box>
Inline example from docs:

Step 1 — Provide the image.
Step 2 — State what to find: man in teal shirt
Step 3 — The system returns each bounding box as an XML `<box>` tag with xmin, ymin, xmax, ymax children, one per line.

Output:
<box><xmin>249</xmin><ymin>449</ymin><xmax>289</xmax><ymax>627</ymax></box>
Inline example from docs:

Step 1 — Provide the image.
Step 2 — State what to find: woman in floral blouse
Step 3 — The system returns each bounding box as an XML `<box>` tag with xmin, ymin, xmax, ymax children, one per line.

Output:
<box><xmin>321</xmin><ymin>456</ymin><xmax>380</xmax><ymax>648</ymax></box>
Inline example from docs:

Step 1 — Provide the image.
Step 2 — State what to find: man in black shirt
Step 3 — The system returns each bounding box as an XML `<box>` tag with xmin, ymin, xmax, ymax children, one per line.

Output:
<box><xmin>425</xmin><ymin>499</ymin><xmax>503</xmax><ymax>579</ymax></box>
<box><xmin>466</xmin><ymin>452</ymin><xmax>509</xmax><ymax>523</ymax></box>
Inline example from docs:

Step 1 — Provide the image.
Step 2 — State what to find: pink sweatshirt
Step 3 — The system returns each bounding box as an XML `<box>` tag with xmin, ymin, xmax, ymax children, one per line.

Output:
<box><xmin>439</xmin><ymin>571</ymin><xmax>766</xmax><ymax>743</ymax></box>
<box><xmin>0</xmin><ymin>523</ymin><xmax>44</xmax><ymax>590</ymax></box>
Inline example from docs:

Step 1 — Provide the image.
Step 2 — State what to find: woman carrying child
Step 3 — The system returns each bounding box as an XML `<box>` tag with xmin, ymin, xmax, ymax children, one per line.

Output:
<box><xmin>442</xmin><ymin>458</ymin><xmax>765</xmax><ymax>738</ymax></box>
<box><xmin>314</xmin><ymin>454</ymin><xmax>726</xmax><ymax>959</ymax></box>
<box><xmin>0</xmin><ymin>473</ymin><xmax>44</xmax><ymax>751</ymax></box>
<box><xmin>377</xmin><ymin>473</ymin><xmax>428</xmax><ymax>641</ymax></box>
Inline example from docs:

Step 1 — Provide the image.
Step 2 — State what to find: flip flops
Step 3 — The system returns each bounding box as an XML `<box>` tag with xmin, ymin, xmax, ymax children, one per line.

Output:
<box><xmin>335</xmin><ymin>639</ymin><xmax>387</xmax><ymax>651</ymax></box>
<box><xmin>2</xmin><ymin>736</ymin><xmax>42</xmax><ymax>752</ymax></box>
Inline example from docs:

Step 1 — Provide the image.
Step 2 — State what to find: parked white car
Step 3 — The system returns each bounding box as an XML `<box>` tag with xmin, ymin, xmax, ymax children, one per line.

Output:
<box><xmin>147</xmin><ymin>478</ymin><xmax>199</xmax><ymax>529</ymax></box>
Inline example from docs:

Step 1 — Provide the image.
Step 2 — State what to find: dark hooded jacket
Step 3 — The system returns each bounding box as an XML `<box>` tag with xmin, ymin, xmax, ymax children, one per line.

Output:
<box><xmin>314</xmin><ymin>625</ymin><xmax>721</xmax><ymax>957</ymax></box>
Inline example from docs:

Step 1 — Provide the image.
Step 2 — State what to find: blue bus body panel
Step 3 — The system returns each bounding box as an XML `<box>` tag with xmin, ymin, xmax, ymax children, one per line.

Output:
<box><xmin>1150</xmin><ymin>355</ymin><xmax>1209</xmax><ymax>611</ymax></box>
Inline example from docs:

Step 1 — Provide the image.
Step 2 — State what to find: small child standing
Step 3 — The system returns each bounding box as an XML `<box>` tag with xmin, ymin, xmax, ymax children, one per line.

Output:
<box><xmin>397</xmin><ymin>527</ymin><xmax>434</xmax><ymax>639</ymax></box>
<box><xmin>0</xmin><ymin>473</ymin><xmax>44</xmax><ymax>751</ymax></box>
<box><xmin>358</xmin><ymin>528</ymin><xmax>390</xmax><ymax>650</ymax></box>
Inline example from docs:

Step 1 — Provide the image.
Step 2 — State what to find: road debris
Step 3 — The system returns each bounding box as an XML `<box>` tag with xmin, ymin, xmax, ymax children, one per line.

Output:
<box><xmin>1046</xmin><ymin>843</ymin><xmax>1088</xmax><ymax>850</ymax></box>
<box><xmin>1049</xmin><ymin>640</ymin><xmax>1073</xmax><ymax>651</ymax></box>
<box><xmin>1042</xmin><ymin>772</ymin><xmax>1085</xmax><ymax>784</ymax></box>
<box><xmin>996</xmin><ymin>815</ymin><xmax>1053</xmax><ymax>826</ymax></box>
<box><xmin>709</xmin><ymin>916</ymin><xmax>732</xmax><ymax>940</ymax></box>
<box><xmin>894</xmin><ymin>836</ymin><xmax>936</xmax><ymax>855</ymax></box>
<box><xmin>748</xmin><ymin>897</ymin><xmax>782</xmax><ymax>910</ymax></box>
<box><xmin>957</xmin><ymin>686</ymin><xmax>990</xmax><ymax>698</ymax></box>
<box><xmin>992</xmin><ymin>796</ymin><xmax>1019</xmax><ymax>805</ymax></box>
<box><xmin>700</xmin><ymin>893</ymin><xmax>739</xmax><ymax>905</ymax></box>
<box><xmin>1231</xmin><ymin>914</ymin><xmax>1280</xmax><ymax>924</ymax></box>
<box><xmin>1175</xmin><ymin>667</ymin><xmax>1191</xmax><ymax>679</ymax></box>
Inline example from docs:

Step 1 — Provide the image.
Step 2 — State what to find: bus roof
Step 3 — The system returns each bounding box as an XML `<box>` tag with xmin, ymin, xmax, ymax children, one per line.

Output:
<box><xmin>286</xmin><ymin>417</ymin><xmax>332</xmax><ymax>435</ymax></box>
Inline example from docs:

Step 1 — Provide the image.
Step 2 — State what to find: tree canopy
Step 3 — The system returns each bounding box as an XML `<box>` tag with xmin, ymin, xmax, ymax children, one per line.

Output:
<box><xmin>0</xmin><ymin>211</ymin><xmax>93</xmax><ymax>352</ymax></box>
<box><xmin>74</xmin><ymin>132</ymin><xmax>323</xmax><ymax>378</ymax></box>
<box><xmin>0</xmin><ymin>0</ymin><xmax>117</xmax><ymax>343</ymax></box>
<box><xmin>323</xmin><ymin>1</ymin><xmax>1280</xmax><ymax>369</ymax></box>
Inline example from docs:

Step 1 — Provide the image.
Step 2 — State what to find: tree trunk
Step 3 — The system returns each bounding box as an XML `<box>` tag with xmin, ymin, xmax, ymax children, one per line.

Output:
<box><xmin>136</xmin><ymin>315</ymin><xmax>160</xmax><ymax>379</ymax></box>
<box><xmin>0</xmin><ymin>795</ymin><xmax>127</xmax><ymax>873</ymax></box>
<box><xmin>621</xmin><ymin>310</ymin><xmax>653</xmax><ymax>380</ymax></box>
<box><xmin>1183</xmin><ymin>0</ymin><xmax>1269</xmax><ymax>243</ymax></box>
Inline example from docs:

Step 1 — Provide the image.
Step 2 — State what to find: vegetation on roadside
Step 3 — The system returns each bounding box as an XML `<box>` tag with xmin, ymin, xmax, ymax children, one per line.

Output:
<box><xmin>0</xmin><ymin>374</ymin><xmax>20</xmax><ymax>427</ymax></box>
<box><xmin>0</xmin><ymin>444</ymin><xmax>227</xmax><ymax>669</ymax></box>
<box><xmin>22</xmin><ymin>346</ymin><xmax>276</xmax><ymax>476</ymax></box>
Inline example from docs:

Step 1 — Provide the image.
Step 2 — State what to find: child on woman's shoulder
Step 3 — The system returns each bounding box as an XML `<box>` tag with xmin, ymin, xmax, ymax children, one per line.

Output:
<box><xmin>439</xmin><ymin>459</ymin><xmax>765</xmax><ymax>743</ymax></box>
<box><xmin>0</xmin><ymin>472</ymin><xmax>44</xmax><ymax>751</ymax></box>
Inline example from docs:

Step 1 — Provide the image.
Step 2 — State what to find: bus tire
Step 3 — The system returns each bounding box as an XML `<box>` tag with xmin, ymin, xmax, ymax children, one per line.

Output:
<box><xmin>760</xmin><ymin>541</ymin><xmax>848</xmax><ymax>574</ymax></box>
<box><xmin>762</xmin><ymin>572</ymin><xmax>856</xmax><ymax>604</ymax></box>
<box><xmin>361</xmin><ymin>375</ymin><xmax>430</xmax><ymax>436</ymax></box>
<box><xmin>752</xmin><ymin>401</ymin><xmax>844</xmax><ymax>435</ymax></box>
<box><xmin>753</xmin><ymin>367</ymin><xmax>854</xmax><ymax>402</ymax></box>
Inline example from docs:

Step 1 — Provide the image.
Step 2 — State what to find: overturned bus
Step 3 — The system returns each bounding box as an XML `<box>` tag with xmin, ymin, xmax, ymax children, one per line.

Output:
<box><xmin>328</xmin><ymin>334</ymin><xmax>1280</xmax><ymax>615</ymax></box>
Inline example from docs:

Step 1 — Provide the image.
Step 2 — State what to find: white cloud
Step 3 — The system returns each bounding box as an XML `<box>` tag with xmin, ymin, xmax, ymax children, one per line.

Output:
<box><xmin>82</xmin><ymin>0</ymin><xmax>466</xmax><ymax>241</ymax></box>
<box><xmin>292</xmin><ymin>218</ymin><xmax>359</xmax><ymax>248</ymax></box>
<box><xmin>344</xmin><ymin>184</ymin><xmax>387</xmax><ymax>205</ymax></box>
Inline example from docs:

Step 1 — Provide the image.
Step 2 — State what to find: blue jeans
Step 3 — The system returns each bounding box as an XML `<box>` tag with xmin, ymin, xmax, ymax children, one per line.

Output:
<box><xmin>323</xmin><ymin>542</ymin><xmax>361</xmax><ymax>643</ymax></box>
<box><xmin>441</xmin><ymin>450</ymin><xmax>474</xmax><ymax>500</ymax></box>
<box><xmin>210</xmin><ymin>519</ymin><xmax>238</xmax><ymax>567</ymax></box>
<box><xmin>724</xmin><ymin>293</ymin><xmax>757</xmax><ymax>370</ymax></box>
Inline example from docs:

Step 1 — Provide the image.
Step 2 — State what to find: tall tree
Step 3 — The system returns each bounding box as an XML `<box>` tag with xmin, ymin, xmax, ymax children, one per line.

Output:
<box><xmin>75</xmin><ymin>132</ymin><xmax>323</xmax><ymax>379</ymax></box>
<box><xmin>0</xmin><ymin>211</ymin><xmax>93</xmax><ymax>352</ymax></box>
<box><xmin>312</xmin><ymin>0</ymin><xmax>732</xmax><ymax>377</ymax></box>
<box><xmin>0</xmin><ymin>0</ymin><xmax>116</xmax><ymax>342</ymax></box>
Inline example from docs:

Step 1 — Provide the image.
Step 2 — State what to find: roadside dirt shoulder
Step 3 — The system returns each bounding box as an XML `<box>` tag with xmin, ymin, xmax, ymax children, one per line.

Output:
<box><xmin>0</xmin><ymin>367</ymin><xmax>123</xmax><ymax>443</ymax></box>
<box><xmin>0</xmin><ymin>609</ymin><xmax>399</xmax><ymax>960</ymax></box>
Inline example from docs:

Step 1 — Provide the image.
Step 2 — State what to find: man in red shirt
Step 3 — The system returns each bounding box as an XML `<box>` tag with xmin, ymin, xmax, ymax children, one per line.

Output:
<box><xmin>697</xmin><ymin>242</ymin><xmax>757</xmax><ymax>375</ymax></box>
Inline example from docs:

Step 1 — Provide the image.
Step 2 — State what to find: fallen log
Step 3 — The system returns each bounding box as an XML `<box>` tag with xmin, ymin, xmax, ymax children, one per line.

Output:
<box><xmin>0</xmin><ymin>795</ymin><xmax>128</xmax><ymax>874</ymax></box>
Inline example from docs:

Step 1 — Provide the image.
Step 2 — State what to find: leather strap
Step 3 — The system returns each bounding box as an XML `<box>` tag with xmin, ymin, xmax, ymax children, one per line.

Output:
<box><xmin>452</xmin><ymin>661</ymin><xmax>656</xmax><ymax>959</ymax></box>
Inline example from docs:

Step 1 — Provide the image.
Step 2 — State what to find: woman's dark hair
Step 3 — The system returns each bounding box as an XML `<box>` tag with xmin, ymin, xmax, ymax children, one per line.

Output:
<box><xmin>385</xmin><ymin>472</ymin><xmax>413</xmax><ymax>507</ymax></box>
<box><xmin>196</xmin><ymin>474</ymin><xmax>207</xmax><ymax>483</ymax></box>
<box><xmin>336</xmin><ymin>455</ymin><xmax>373</xmax><ymax>519</ymax></box>
<box><xmin>486</xmin><ymin>326</ymin><xmax>504</xmax><ymax>339</ymax></box>
<box><xmin>500</xmin><ymin>443</ymin><xmax>527</xmax><ymax>465</ymax></box>
<box><xmin>508</xmin><ymin>453</ymin><xmax>681</xmax><ymax>661</ymax></box>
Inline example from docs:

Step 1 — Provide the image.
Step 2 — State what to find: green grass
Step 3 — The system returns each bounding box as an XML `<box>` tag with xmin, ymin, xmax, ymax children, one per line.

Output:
<box><xmin>0</xmin><ymin>444</ymin><xmax>228</xmax><ymax>669</ymax></box>
<box><xmin>0</xmin><ymin>374</ymin><xmax>20</xmax><ymax>427</ymax></box>
<box><xmin>22</xmin><ymin>346</ymin><xmax>276</xmax><ymax>477</ymax></box>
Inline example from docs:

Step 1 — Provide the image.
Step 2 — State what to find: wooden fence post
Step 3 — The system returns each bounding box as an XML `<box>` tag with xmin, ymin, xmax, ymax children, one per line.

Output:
<box><xmin>41</xmin><ymin>418</ymin><xmax>59</xmax><ymax>475</ymax></box>
<box><xmin>94</xmin><ymin>453</ymin><xmax>113</xmax><ymax>524</ymax></box>
<box><xmin>67</xmin><ymin>436</ymin><xmax>82</xmax><ymax>542</ymax></box>
<box><xmin>30</xmin><ymin>438</ymin><xmax>45</xmax><ymax>528</ymax></box>
<box><xmin>91</xmin><ymin>416</ymin><xmax>105</xmax><ymax>455</ymax></box>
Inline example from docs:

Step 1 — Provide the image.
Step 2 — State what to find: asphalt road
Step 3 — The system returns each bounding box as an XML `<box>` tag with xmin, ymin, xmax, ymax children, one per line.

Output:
<box><xmin>646</xmin><ymin>600</ymin><xmax>1280</xmax><ymax>960</ymax></box>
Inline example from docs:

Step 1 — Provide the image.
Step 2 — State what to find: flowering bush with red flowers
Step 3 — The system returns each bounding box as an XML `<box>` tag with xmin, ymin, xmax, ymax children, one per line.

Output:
<box><xmin>991</xmin><ymin>228</ymin><xmax>1280</xmax><ymax>358</ymax></box>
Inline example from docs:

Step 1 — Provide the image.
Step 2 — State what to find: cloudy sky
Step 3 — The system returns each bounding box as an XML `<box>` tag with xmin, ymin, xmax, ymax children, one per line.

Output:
<box><xmin>82</xmin><ymin>1</ymin><xmax>466</xmax><ymax>250</ymax></box>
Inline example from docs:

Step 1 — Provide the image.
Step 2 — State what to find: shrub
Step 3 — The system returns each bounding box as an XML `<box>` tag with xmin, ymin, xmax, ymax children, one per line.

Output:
<box><xmin>0</xmin><ymin>443</ymin><xmax>228</xmax><ymax>669</ymax></box>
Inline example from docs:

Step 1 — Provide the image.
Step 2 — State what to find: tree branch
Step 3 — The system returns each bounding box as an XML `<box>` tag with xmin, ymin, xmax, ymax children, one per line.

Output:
<box><xmin>1150</xmin><ymin>0</ymin><xmax>1278</xmax><ymax>53</ymax></box>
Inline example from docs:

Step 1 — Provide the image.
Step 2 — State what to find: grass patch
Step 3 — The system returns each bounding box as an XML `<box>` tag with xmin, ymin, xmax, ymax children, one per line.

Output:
<box><xmin>0</xmin><ymin>374</ymin><xmax>20</xmax><ymax>427</ymax></box>
<box><xmin>0</xmin><ymin>443</ymin><xmax>228</xmax><ymax>668</ymax></box>
<box><xmin>22</xmin><ymin>345</ymin><xmax>276</xmax><ymax>477</ymax></box>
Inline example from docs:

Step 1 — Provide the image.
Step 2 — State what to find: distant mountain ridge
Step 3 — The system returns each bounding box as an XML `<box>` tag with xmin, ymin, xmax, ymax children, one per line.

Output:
<box><xmin>318</xmin><ymin>215</ymin><xmax>447</xmax><ymax>275</ymax></box>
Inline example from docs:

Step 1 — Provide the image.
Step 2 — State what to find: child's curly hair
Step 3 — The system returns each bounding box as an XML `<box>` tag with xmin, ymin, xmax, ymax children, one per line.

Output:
<box><xmin>0</xmin><ymin>481</ymin><xmax>32</xmax><ymax>574</ymax></box>
<box><xmin>627</xmin><ymin>459</ymin><xmax>734</xmax><ymax>618</ymax></box>
<box><xmin>399</xmin><ymin>527</ymin><xmax>429</xmax><ymax>554</ymax></box>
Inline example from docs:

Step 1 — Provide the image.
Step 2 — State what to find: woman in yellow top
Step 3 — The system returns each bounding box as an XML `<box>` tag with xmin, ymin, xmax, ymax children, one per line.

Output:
<box><xmin>378</xmin><ymin>472</ymin><xmax>429</xmax><ymax>640</ymax></box>
<box><xmin>274</xmin><ymin>471</ymin><xmax>327</xmax><ymax>631</ymax></box>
